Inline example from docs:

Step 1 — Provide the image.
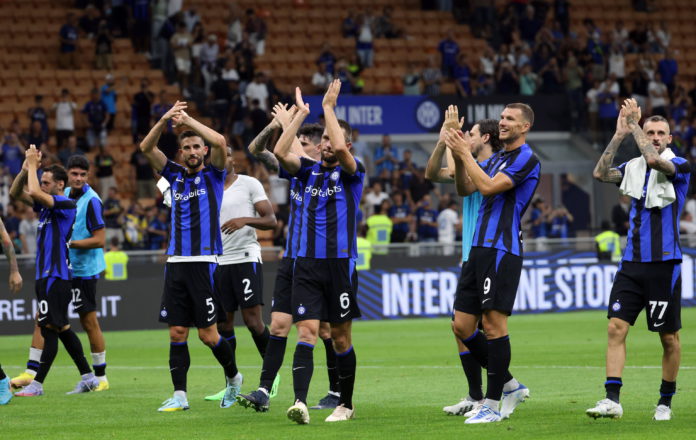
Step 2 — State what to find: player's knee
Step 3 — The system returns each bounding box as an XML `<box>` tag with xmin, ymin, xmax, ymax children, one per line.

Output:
<box><xmin>660</xmin><ymin>332</ymin><xmax>680</xmax><ymax>351</ymax></box>
<box><xmin>332</xmin><ymin>333</ymin><xmax>351</xmax><ymax>353</ymax></box>
<box><xmin>296</xmin><ymin>324</ymin><xmax>318</xmax><ymax>345</ymax></box>
<box><xmin>607</xmin><ymin>320</ymin><xmax>628</xmax><ymax>341</ymax></box>
<box><xmin>169</xmin><ymin>327</ymin><xmax>188</xmax><ymax>343</ymax></box>
<box><xmin>270</xmin><ymin>315</ymin><xmax>292</xmax><ymax>336</ymax></box>
<box><xmin>198</xmin><ymin>331</ymin><xmax>219</xmax><ymax>347</ymax></box>
<box><xmin>318</xmin><ymin>323</ymin><xmax>332</xmax><ymax>340</ymax></box>
<box><xmin>242</xmin><ymin>311</ymin><xmax>264</xmax><ymax>332</ymax></box>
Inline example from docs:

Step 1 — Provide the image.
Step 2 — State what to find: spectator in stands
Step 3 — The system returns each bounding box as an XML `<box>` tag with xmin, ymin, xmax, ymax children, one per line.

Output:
<box><xmin>612</xmin><ymin>20</ymin><xmax>629</xmax><ymax>51</ymax></box>
<box><xmin>150</xmin><ymin>0</ymin><xmax>169</xmax><ymax>66</ymax></box>
<box><xmin>356</xmin><ymin>12</ymin><xmax>376</xmax><ymax>68</ymax></box>
<box><xmin>209</xmin><ymin>72</ymin><xmax>231</xmax><ymax>134</ymax></box>
<box><xmin>402</xmin><ymin>62</ymin><xmax>422</xmax><ymax>95</ymax></box>
<box><xmin>342</xmin><ymin>10</ymin><xmax>358</xmax><ymax>38</ymax></box>
<box><xmin>245</xmin><ymin>7</ymin><xmax>267</xmax><ymax>55</ymax></box>
<box><xmin>655</xmin><ymin>21</ymin><xmax>671</xmax><ymax>53</ymax></box>
<box><xmin>629</xmin><ymin>66</ymin><xmax>650</xmax><ymax>112</ymax></box>
<box><xmin>611</xmin><ymin>194</ymin><xmax>631</xmax><ymax>236</ymax></box>
<box><xmin>83</xmin><ymin>87</ymin><xmax>108</xmax><ymax>149</ymax></box>
<box><xmin>3</xmin><ymin>203</ymin><xmax>21</xmax><ymax>252</ymax></box>
<box><xmin>518</xmin><ymin>63</ymin><xmax>539</xmax><ymax>96</ymax></box>
<box><xmin>123</xmin><ymin>202</ymin><xmax>147</xmax><ymax>250</ymax></box>
<box><xmin>438</xmin><ymin>29</ymin><xmax>459</xmax><ymax>78</ymax></box>
<box><xmin>132</xmin><ymin>79</ymin><xmax>154</xmax><ymax>142</ymax></box>
<box><xmin>437</xmin><ymin>200</ymin><xmax>460</xmax><ymax>256</ymax></box>
<box><xmin>183</xmin><ymin>8</ymin><xmax>201</xmax><ymax>32</ymax></box>
<box><xmin>94</xmin><ymin>20</ymin><xmax>114</xmax><ymax>70</ymax></box>
<box><xmin>628</xmin><ymin>21</ymin><xmax>648</xmax><ymax>53</ymax></box>
<box><xmin>479</xmin><ymin>46</ymin><xmax>495</xmax><ymax>77</ymax></box>
<box><xmin>108</xmin><ymin>0</ymin><xmax>129</xmax><ymax>37</ymax></box>
<box><xmin>658</xmin><ymin>49</ymin><xmax>678</xmax><ymax>96</ymax></box>
<box><xmin>79</xmin><ymin>4</ymin><xmax>101</xmax><ymax>39</ymax></box>
<box><xmin>189</xmin><ymin>23</ymin><xmax>206</xmax><ymax>90</ymax></box>
<box><xmin>398</xmin><ymin>149</ymin><xmax>417</xmax><ymax>189</ymax></box>
<box><xmin>334</xmin><ymin>58</ymin><xmax>356</xmax><ymax>95</ymax></box>
<box><xmin>649</xmin><ymin>72</ymin><xmax>669</xmax><ymax>117</ymax></box>
<box><xmin>495</xmin><ymin>59</ymin><xmax>518</xmax><ymax>95</ymax></box>
<box><xmin>1</xmin><ymin>133</ymin><xmax>23</xmax><ymax>177</ymax></box>
<box><xmin>416</xmin><ymin>194</ymin><xmax>438</xmax><ymax>242</ymax></box>
<box><xmin>18</xmin><ymin>209</ymin><xmax>38</xmax><ymax>255</ymax></box>
<box><xmin>519</xmin><ymin>5</ymin><xmax>542</xmax><ymax>47</ymax></box>
<box><xmin>364</xmin><ymin>181</ymin><xmax>389</xmax><ymax>219</ymax></box>
<box><xmin>151</xmin><ymin>91</ymin><xmax>178</xmax><ymax>159</ymax></box>
<box><xmin>248</xmin><ymin>99</ymin><xmax>269</xmax><ymax>136</ymax></box>
<box><xmin>538</xmin><ymin>57</ymin><xmax>564</xmax><ymax>94</ymax></box>
<box><xmin>221</xmin><ymin>55</ymin><xmax>240</xmax><ymax>82</ymax></box>
<box><xmin>131</xmin><ymin>0</ymin><xmax>151</xmax><ymax>54</ymax></box>
<box><xmin>53</xmin><ymin>89</ymin><xmax>77</xmax><ymax>148</ymax></box>
<box><xmin>608</xmin><ymin>44</ymin><xmax>626</xmax><ymax>93</ymax></box>
<box><xmin>366</xmin><ymin>200</ymin><xmax>393</xmax><ymax>255</ymax></box>
<box><xmin>101</xmin><ymin>73</ymin><xmax>118</xmax><ymax>132</ymax></box>
<box><xmin>422</xmin><ymin>55</ymin><xmax>443</xmax><ymax>96</ymax></box>
<box><xmin>58</xmin><ymin>135</ymin><xmax>86</xmax><ymax>167</ymax></box>
<box><xmin>246</xmin><ymin>72</ymin><xmax>269</xmax><ymax>112</ymax></box>
<box><xmin>374</xmin><ymin>135</ymin><xmax>399</xmax><ymax>175</ymax></box>
<box><xmin>346</xmin><ymin>53</ymin><xmax>365</xmax><ymax>94</ymax></box>
<box><xmin>95</xmin><ymin>144</ymin><xmax>116</xmax><ymax>200</ymax></box>
<box><xmin>388</xmin><ymin>191</ymin><xmax>413</xmax><ymax>243</ymax></box>
<box><xmin>317</xmin><ymin>42</ymin><xmax>337</xmax><ymax>75</ymax></box>
<box><xmin>27</xmin><ymin>95</ymin><xmax>48</xmax><ymax>140</ymax></box>
<box><xmin>453</xmin><ymin>53</ymin><xmax>473</xmax><ymax>97</ymax></box>
<box><xmin>59</xmin><ymin>12</ymin><xmax>79</xmax><ymax>69</ymax></box>
<box><xmin>375</xmin><ymin>6</ymin><xmax>403</xmax><ymax>39</ymax></box>
<box><xmin>104</xmin><ymin>187</ymin><xmax>124</xmax><ymax>244</ymax></box>
<box><xmin>146</xmin><ymin>207</ymin><xmax>168</xmax><ymax>250</ymax></box>
<box><xmin>130</xmin><ymin>146</ymin><xmax>156</xmax><ymax>199</ymax></box>
<box><xmin>24</xmin><ymin>121</ymin><xmax>47</xmax><ymax>149</ymax></box>
<box><xmin>597</xmin><ymin>74</ymin><xmax>620</xmax><ymax>144</ymax></box>
<box><xmin>548</xmin><ymin>206</ymin><xmax>573</xmax><ymax>239</ymax></box>
<box><xmin>171</xmin><ymin>21</ymin><xmax>193</xmax><ymax>97</ymax></box>
<box><xmin>227</xmin><ymin>4</ymin><xmax>243</xmax><ymax>47</ymax></box>
<box><xmin>312</xmin><ymin>62</ymin><xmax>333</xmax><ymax>94</ymax></box>
<box><xmin>530</xmin><ymin>198</ymin><xmax>550</xmax><ymax>238</ymax></box>
<box><xmin>564</xmin><ymin>56</ymin><xmax>585</xmax><ymax>132</ymax></box>
<box><xmin>408</xmin><ymin>168</ymin><xmax>434</xmax><ymax>204</ymax></box>
<box><xmin>595</xmin><ymin>220</ymin><xmax>622</xmax><ymax>262</ymax></box>
<box><xmin>200</xmin><ymin>34</ymin><xmax>221</xmax><ymax>91</ymax></box>
<box><xmin>586</xmin><ymin>32</ymin><xmax>609</xmax><ymax>82</ymax></box>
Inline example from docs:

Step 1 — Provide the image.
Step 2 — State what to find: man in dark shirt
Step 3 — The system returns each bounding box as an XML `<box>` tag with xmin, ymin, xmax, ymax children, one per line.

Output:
<box><xmin>103</xmin><ymin>187</ymin><xmax>124</xmax><ymax>249</ymax></box>
<box><xmin>59</xmin><ymin>12</ymin><xmax>79</xmax><ymax>69</ymax></box>
<box><xmin>130</xmin><ymin>148</ymin><xmax>156</xmax><ymax>199</ymax></box>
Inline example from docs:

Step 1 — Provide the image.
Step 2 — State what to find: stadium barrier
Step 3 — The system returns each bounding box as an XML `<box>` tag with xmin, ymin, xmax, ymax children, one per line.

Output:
<box><xmin>1</xmin><ymin>241</ymin><xmax>694</xmax><ymax>335</ymax></box>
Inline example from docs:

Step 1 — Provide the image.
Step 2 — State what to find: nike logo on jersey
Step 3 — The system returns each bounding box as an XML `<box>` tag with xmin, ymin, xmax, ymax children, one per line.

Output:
<box><xmin>176</xmin><ymin>177</ymin><xmax>184</xmax><ymax>183</ymax></box>
<box><xmin>244</xmin><ymin>294</ymin><xmax>254</xmax><ymax>301</ymax></box>
<box><xmin>340</xmin><ymin>311</ymin><xmax>350</xmax><ymax>318</ymax></box>
<box><xmin>311</xmin><ymin>171</ymin><xmax>323</xmax><ymax>176</ymax></box>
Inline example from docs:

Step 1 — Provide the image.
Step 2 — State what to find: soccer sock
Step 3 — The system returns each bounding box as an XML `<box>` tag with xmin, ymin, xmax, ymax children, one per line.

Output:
<box><xmin>210</xmin><ymin>336</ymin><xmax>238</xmax><ymax>379</ymax></box>
<box><xmin>461</xmin><ymin>329</ymin><xmax>488</xmax><ymax>368</ymax></box>
<box><xmin>292</xmin><ymin>342</ymin><xmax>315</xmax><ymax>404</ymax></box>
<box><xmin>26</xmin><ymin>347</ymin><xmax>42</xmax><ymax>375</ymax></box>
<box><xmin>605</xmin><ymin>377</ymin><xmax>622</xmax><ymax>403</ymax></box>
<box><xmin>58</xmin><ymin>329</ymin><xmax>92</xmax><ymax>375</ymax></box>
<box><xmin>34</xmin><ymin>328</ymin><xmax>59</xmax><ymax>384</ymax></box>
<box><xmin>0</xmin><ymin>365</ymin><xmax>6</xmax><ymax>380</ymax></box>
<box><xmin>336</xmin><ymin>345</ymin><xmax>357</xmax><ymax>409</ymax></box>
<box><xmin>502</xmin><ymin>376</ymin><xmax>519</xmax><ymax>393</ymax></box>
<box><xmin>91</xmin><ymin>351</ymin><xmax>107</xmax><ymax>378</ymax></box>
<box><xmin>658</xmin><ymin>380</ymin><xmax>676</xmax><ymax>407</ymax></box>
<box><xmin>259</xmin><ymin>335</ymin><xmax>287</xmax><ymax>391</ymax></box>
<box><xmin>485</xmin><ymin>335</ymin><xmax>511</xmax><ymax>402</ymax></box>
<box><xmin>323</xmin><ymin>338</ymin><xmax>340</xmax><ymax>394</ymax></box>
<box><xmin>251</xmin><ymin>326</ymin><xmax>270</xmax><ymax>359</ymax></box>
<box><xmin>459</xmin><ymin>351</ymin><xmax>483</xmax><ymax>401</ymax></box>
<box><xmin>169</xmin><ymin>342</ymin><xmax>190</xmax><ymax>392</ymax></box>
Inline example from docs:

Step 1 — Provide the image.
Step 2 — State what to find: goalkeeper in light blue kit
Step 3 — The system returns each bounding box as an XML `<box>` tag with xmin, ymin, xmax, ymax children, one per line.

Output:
<box><xmin>425</xmin><ymin>107</ymin><xmax>505</xmax><ymax>417</ymax></box>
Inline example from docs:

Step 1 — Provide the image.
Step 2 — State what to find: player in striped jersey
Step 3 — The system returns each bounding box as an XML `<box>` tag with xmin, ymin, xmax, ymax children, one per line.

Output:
<box><xmin>425</xmin><ymin>107</ymin><xmax>504</xmax><ymax>417</ymax></box>
<box><xmin>274</xmin><ymin>82</ymin><xmax>364</xmax><ymax>424</ymax></box>
<box><xmin>239</xmin><ymin>112</ymin><xmax>343</xmax><ymax>411</ymax></box>
<box><xmin>445</xmin><ymin>103</ymin><xmax>540</xmax><ymax>423</ymax></box>
<box><xmin>0</xmin><ymin>215</ymin><xmax>23</xmax><ymax>405</ymax></box>
<box><xmin>588</xmin><ymin>99</ymin><xmax>690</xmax><ymax>421</ymax></box>
<box><xmin>10</xmin><ymin>146</ymin><xmax>98</xmax><ymax>397</ymax></box>
<box><xmin>140</xmin><ymin>101</ymin><xmax>241</xmax><ymax>412</ymax></box>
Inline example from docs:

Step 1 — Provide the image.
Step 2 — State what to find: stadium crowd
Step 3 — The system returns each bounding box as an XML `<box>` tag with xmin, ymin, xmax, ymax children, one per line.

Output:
<box><xmin>3</xmin><ymin>0</ymin><xmax>696</xmax><ymax>252</ymax></box>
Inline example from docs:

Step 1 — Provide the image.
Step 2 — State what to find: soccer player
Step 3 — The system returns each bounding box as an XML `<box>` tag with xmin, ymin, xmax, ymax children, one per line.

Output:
<box><xmin>203</xmin><ymin>146</ymin><xmax>276</xmax><ymax>401</ymax></box>
<box><xmin>274</xmin><ymin>81</ymin><xmax>364</xmax><ymax>424</ymax></box>
<box><xmin>238</xmin><ymin>112</ymin><xmax>343</xmax><ymax>411</ymax></box>
<box><xmin>587</xmin><ymin>99</ymin><xmax>689</xmax><ymax>421</ymax></box>
<box><xmin>425</xmin><ymin>107</ymin><xmax>504</xmax><ymax>417</ymax></box>
<box><xmin>444</xmin><ymin>103</ymin><xmax>540</xmax><ymax>423</ymax></box>
<box><xmin>11</xmin><ymin>155</ymin><xmax>110</xmax><ymax>392</ymax></box>
<box><xmin>0</xmin><ymin>216</ymin><xmax>23</xmax><ymax>405</ymax></box>
<box><xmin>140</xmin><ymin>101</ymin><xmax>241</xmax><ymax>411</ymax></box>
<box><xmin>9</xmin><ymin>146</ymin><xmax>98</xmax><ymax>396</ymax></box>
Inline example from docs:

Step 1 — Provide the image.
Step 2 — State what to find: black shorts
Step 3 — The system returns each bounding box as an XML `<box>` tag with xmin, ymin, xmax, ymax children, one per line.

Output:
<box><xmin>271</xmin><ymin>257</ymin><xmax>294</xmax><ymax>315</ymax></box>
<box><xmin>453</xmin><ymin>247</ymin><xmax>523</xmax><ymax>316</ymax></box>
<box><xmin>35</xmin><ymin>277</ymin><xmax>72</xmax><ymax>328</ymax></box>
<box><xmin>158</xmin><ymin>262</ymin><xmax>225</xmax><ymax>328</ymax></box>
<box><xmin>292</xmin><ymin>257</ymin><xmax>361</xmax><ymax>323</ymax></box>
<box><xmin>71</xmin><ymin>277</ymin><xmax>99</xmax><ymax>314</ymax></box>
<box><xmin>214</xmin><ymin>262</ymin><xmax>264</xmax><ymax>312</ymax></box>
<box><xmin>608</xmin><ymin>261</ymin><xmax>682</xmax><ymax>332</ymax></box>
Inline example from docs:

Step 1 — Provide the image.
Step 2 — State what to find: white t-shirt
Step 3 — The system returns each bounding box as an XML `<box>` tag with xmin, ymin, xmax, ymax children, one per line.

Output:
<box><xmin>608</xmin><ymin>53</ymin><xmax>625</xmax><ymax>78</ymax></box>
<box><xmin>218</xmin><ymin>175</ymin><xmax>268</xmax><ymax>265</ymax></box>
<box><xmin>437</xmin><ymin>208</ymin><xmax>458</xmax><ymax>242</ymax></box>
<box><xmin>364</xmin><ymin>191</ymin><xmax>389</xmax><ymax>217</ymax></box>
<box><xmin>245</xmin><ymin>82</ymin><xmax>269</xmax><ymax>111</ymax></box>
<box><xmin>649</xmin><ymin>81</ymin><xmax>668</xmax><ymax>108</ymax></box>
<box><xmin>268</xmin><ymin>174</ymin><xmax>288</xmax><ymax>205</ymax></box>
<box><xmin>54</xmin><ymin>101</ymin><xmax>77</xmax><ymax>131</ymax></box>
<box><xmin>586</xmin><ymin>88</ymin><xmax>599</xmax><ymax>112</ymax></box>
<box><xmin>19</xmin><ymin>219</ymin><xmax>38</xmax><ymax>254</ymax></box>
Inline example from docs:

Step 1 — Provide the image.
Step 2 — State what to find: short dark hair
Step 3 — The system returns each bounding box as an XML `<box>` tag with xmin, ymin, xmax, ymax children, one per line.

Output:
<box><xmin>178</xmin><ymin>130</ymin><xmax>203</xmax><ymax>145</ymax></box>
<box><xmin>110</xmin><ymin>236</ymin><xmax>120</xmax><ymax>248</ymax></box>
<box><xmin>337</xmin><ymin>119</ymin><xmax>352</xmax><ymax>143</ymax></box>
<box><xmin>67</xmin><ymin>155</ymin><xmax>90</xmax><ymax>171</ymax></box>
<box><xmin>644</xmin><ymin>115</ymin><xmax>670</xmax><ymax>132</ymax></box>
<box><xmin>298</xmin><ymin>123</ymin><xmax>324</xmax><ymax>145</ymax></box>
<box><xmin>476</xmin><ymin>119</ymin><xmax>503</xmax><ymax>152</ymax></box>
<box><xmin>43</xmin><ymin>164</ymin><xmax>68</xmax><ymax>186</ymax></box>
<box><xmin>601</xmin><ymin>220</ymin><xmax>611</xmax><ymax>230</ymax></box>
<box><xmin>506</xmin><ymin>103</ymin><xmax>534</xmax><ymax>127</ymax></box>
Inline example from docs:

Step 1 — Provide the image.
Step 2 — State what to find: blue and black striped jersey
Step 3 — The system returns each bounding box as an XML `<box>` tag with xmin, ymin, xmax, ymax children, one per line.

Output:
<box><xmin>35</xmin><ymin>195</ymin><xmax>76</xmax><ymax>280</ymax></box>
<box><xmin>279</xmin><ymin>167</ymin><xmax>303</xmax><ymax>259</ymax></box>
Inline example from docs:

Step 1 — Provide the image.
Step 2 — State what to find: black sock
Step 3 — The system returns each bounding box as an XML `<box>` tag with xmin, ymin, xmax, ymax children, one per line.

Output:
<box><xmin>336</xmin><ymin>346</ymin><xmax>357</xmax><ymax>409</ymax></box>
<box><xmin>460</xmin><ymin>351</ymin><xmax>483</xmax><ymax>401</ymax></box>
<box><xmin>250</xmin><ymin>326</ymin><xmax>270</xmax><ymax>359</ymax></box>
<box><xmin>259</xmin><ymin>335</ymin><xmax>287</xmax><ymax>391</ymax></box>
<box><xmin>26</xmin><ymin>359</ymin><xmax>39</xmax><ymax>375</ymax></box>
<box><xmin>169</xmin><ymin>342</ymin><xmax>190</xmax><ymax>392</ymax></box>
<box><xmin>605</xmin><ymin>377</ymin><xmax>622</xmax><ymax>403</ymax></box>
<box><xmin>58</xmin><ymin>329</ymin><xmax>92</xmax><ymax>375</ymax></box>
<box><xmin>292</xmin><ymin>342</ymin><xmax>314</xmax><ymax>404</ymax></box>
<box><xmin>486</xmin><ymin>335</ymin><xmax>511</xmax><ymax>401</ymax></box>
<box><xmin>93</xmin><ymin>363</ymin><xmax>106</xmax><ymax>377</ymax></box>
<box><xmin>658</xmin><ymin>380</ymin><xmax>676</xmax><ymax>407</ymax></box>
<box><xmin>35</xmin><ymin>328</ymin><xmax>59</xmax><ymax>383</ymax></box>
<box><xmin>210</xmin><ymin>336</ymin><xmax>238</xmax><ymax>379</ymax></box>
<box><xmin>461</xmin><ymin>329</ymin><xmax>488</xmax><ymax>368</ymax></box>
<box><xmin>323</xmin><ymin>338</ymin><xmax>340</xmax><ymax>394</ymax></box>
<box><xmin>219</xmin><ymin>328</ymin><xmax>236</xmax><ymax>352</ymax></box>
<box><xmin>0</xmin><ymin>365</ymin><xmax>6</xmax><ymax>380</ymax></box>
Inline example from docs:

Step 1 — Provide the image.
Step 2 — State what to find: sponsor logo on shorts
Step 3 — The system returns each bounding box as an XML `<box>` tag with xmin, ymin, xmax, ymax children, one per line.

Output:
<box><xmin>654</xmin><ymin>321</ymin><xmax>665</xmax><ymax>328</ymax></box>
<box><xmin>297</xmin><ymin>305</ymin><xmax>306</xmax><ymax>316</ymax></box>
<box><xmin>611</xmin><ymin>301</ymin><xmax>621</xmax><ymax>312</ymax></box>
<box><xmin>340</xmin><ymin>311</ymin><xmax>350</xmax><ymax>318</ymax></box>
<box><xmin>244</xmin><ymin>293</ymin><xmax>254</xmax><ymax>301</ymax></box>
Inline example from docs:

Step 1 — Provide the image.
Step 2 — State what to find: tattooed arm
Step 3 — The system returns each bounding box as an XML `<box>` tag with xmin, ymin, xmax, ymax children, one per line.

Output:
<box><xmin>248</xmin><ymin>119</ymin><xmax>281</xmax><ymax>156</ymax></box>
<box><xmin>0</xmin><ymin>217</ymin><xmax>22</xmax><ymax>293</ymax></box>
<box><xmin>593</xmin><ymin>108</ymin><xmax>629</xmax><ymax>183</ymax></box>
<box><xmin>255</xmin><ymin>150</ymin><xmax>279</xmax><ymax>173</ymax></box>
<box><xmin>624</xmin><ymin>98</ymin><xmax>676</xmax><ymax>176</ymax></box>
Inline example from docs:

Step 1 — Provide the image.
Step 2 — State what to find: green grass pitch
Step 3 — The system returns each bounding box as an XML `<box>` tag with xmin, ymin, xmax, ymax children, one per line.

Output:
<box><xmin>2</xmin><ymin>309</ymin><xmax>695</xmax><ymax>439</ymax></box>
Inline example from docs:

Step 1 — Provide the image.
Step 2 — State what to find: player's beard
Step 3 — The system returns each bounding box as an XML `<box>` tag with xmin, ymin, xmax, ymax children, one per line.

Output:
<box><xmin>321</xmin><ymin>151</ymin><xmax>338</xmax><ymax>164</ymax></box>
<box><xmin>185</xmin><ymin>156</ymin><xmax>203</xmax><ymax>170</ymax></box>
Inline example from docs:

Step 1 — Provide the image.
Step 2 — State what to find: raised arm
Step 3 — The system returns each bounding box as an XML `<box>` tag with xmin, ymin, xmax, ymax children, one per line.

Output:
<box><xmin>273</xmin><ymin>91</ymin><xmax>308</xmax><ymax>174</ymax></box>
<box><xmin>624</xmin><ymin>98</ymin><xmax>676</xmax><ymax>176</ymax></box>
<box><xmin>25</xmin><ymin>145</ymin><xmax>54</xmax><ymax>208</ymax></box>
<box><xmin>592</xmin><ymin>107</ymin><xmax>629</xmax><ymax>183</ymax></box>
<box><xmin>9</xmin><ymin>166</ymin><xmax>33</xmax><ymax>207</ymax></box>
<box><xmin>425</xmin><ymin>105</ymin><xmax>463</xmax><ymax>183</ymax></box>
<box><xmin>140</xmin><ymin>100</ymin><xmax>187</xmax><ymax>172</ymax></box>
<box><xmin>248</xmin><ymin>117</ymin><xmax>281</xmax><ymax>156</ymax></box>
<box><xmin>0</xmin><ymin>217</ymin><xmax>22</xmax><ymax>293</ymax></box>
<box><xmin>445</xmin><ymin>129</ymin><xmax>479</xmax><ymax>196</ymax></box>
<box><xmin>174</xmin><ymin>110</ymin><xmax>227</xmax><ymax>170</ymax></box>
<box><xmin>445</xmin><ymin>130</ymin><xmax>509</xmax><ymax>197</ymax></box>
<box><xmin>322</xmin><ymin>80</ymin><xmax>357</xmax><ymax>174</ymax></box>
